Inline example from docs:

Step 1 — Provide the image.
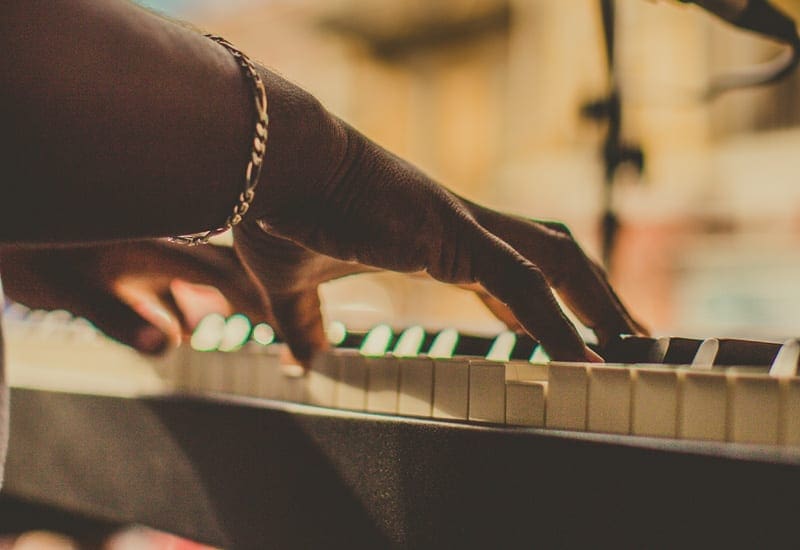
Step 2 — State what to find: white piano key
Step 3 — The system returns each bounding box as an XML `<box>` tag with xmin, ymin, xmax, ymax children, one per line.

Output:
<box><xmin>149</xmin><ymin>345</ymin><xmax>188</xmax><ymax>390</ymax></box>
<box><xmin>218</xmin><ymin>314</ymin><xmax>252</xmax><ymax>353</ymax></box>
<box><xmin>468</xmin><ymin>360</ymin><xmax>506</xmax><ymax>423</ymax></box>
<box><xmin>486</xmin><ymin>331</ymin><xmax>516</xmax><ymax>362</ymax></box>
<box><xmin>251</xmin><ymin>323</ymin><xmax>276</xmax><ymax>346</ymax></box>
<box><xmin>770</xmin><ymin>338</ymin><xmax>800</xmax><ymax>378</ymax></box>
<box><xmin>432</xmin><ymin>359</ymin><xmax>469</xmax><ymax>420</ymax></box>
<box><xmin>653</xmin><ymin>336</ymin><xmax>672</xmax><ymax>363</ymax></box>
<box><xmin>728</xmin><ymin>369</ymin><xmax>780</xmax><ymax>445</ymax></box>
<box><xmin>181</xmin><ymin>350</ymin><xmax>214</xmax><ymax>392</ymax></box>
<box><xmin>528</xmin><ymin>346</ymin><xmax>550</xmax><ymax>365</ymax></box>
<box><xmin>397</xmin><ymin>357</ymin><xmax>434</xmax><ymax>417</ymax></box>
<box><xmin>505</xmin><ymin>362</ymin><xmax>548</xmax><ymax>427</ymax></box>
<box><xmin>280</xmin><ymin>363</ymin><xmax>309</xmax><ymax>404</ymax></box>
<box><xmin>545</xmin><ymin>363</ymin><xmax>590</xmax><ymax>431</ymax></box>
<box><xmin>226</xmin><ymin>344</ymin><xmax>259</xmax><ymax>396</ymax></box>
<box><xmin>360</xmin><ymin>324</ymin><xmax>394</xmax><ymax>357</ymax></box>
<box><xmin>325</xmin><ymin>321</ymin><xmax>347</xmax><ymax>347</ymax></box>
<box><xmin>190</xmin><ymin>313</ymin><xmax>226</xmax><ymax>352</ymax></box>
<box><xmin>631</xmin><ymin>367</ymin><xmax>679</xmax><ymax>438</ymax></box>
<box><xmin>336</xmin><ymin>351</ymin><xmax>369</xmax><ymax>411</ymax></box>
<box><xmin>691</xmin><ymin>338</ymin><xmax>719</xmax><ymax>370</ymax></box>
<box><xmin>504</xmin><ymin>362</ymin><xmax>548</xmax><ymax>383</ymax></box>
<box><xmin>678</xmin><ymin>369</ymin><xmax>729</xmax><ymax>442</ymax></box>
<box><xmin>36</xmin><ymin>310</ymin><xmax>75</xmax><ymax>341</ymax></box>
<box><xmin>780</xmin><ymin>378</ymin><xmax>800</xmax><ymax>445</ymax></box>
<box><xmin>204</xmin><ymin>352</ymin><xmax>230</xmax><ymax>393</ymax></box>
<box><xmin>232</xmin><ymin>342</ymin><xmax>296</xmax><ymax>400</ymax></box>
<box><xmin>505</xmin><ymin>380</ymin><xmax>546</xmax><ymax>427</ymax></box>
<box><xmin>428</xmin><ymin>329</ymin><xmax>459</xmax><ymax>359</ymax></box>
<box><xmin>3</xmin><ymin>302</ymin><xmax>30</xmax><ymax>320</ymax></box>
<box><xmin>587</xmin><ymin>365</ymin><xmax>632</xmax><ymax>435</ymax></box>
<box><xmin>366</xmin><ymin>356</ymin><xmax>400</xmax><ymax>414</ymax></box>
<box><xmin>307</xmin><ymin>352</ymin><xmax>340</xmax><ymax>407</ymax></box>
<box><xmin>393</xmin><ymin>326</ymin><xmax>425</xmax><ymax>357</ymax></box>
<box><xmin>253</xmin><ymin>346</ymin><xmax>284</xmax><ymax>400</ymax></box>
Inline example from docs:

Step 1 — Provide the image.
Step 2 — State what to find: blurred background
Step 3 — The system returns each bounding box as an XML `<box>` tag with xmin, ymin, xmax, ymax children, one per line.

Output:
<box><xmin>144</xmin><ymin>0</ymin><xmax>800</xmax><ymax>341</ymax></box>
<box><xmin>10</xmin><ymin>2</ymin><xmax>800</xmax><ymax>548</ymax></box>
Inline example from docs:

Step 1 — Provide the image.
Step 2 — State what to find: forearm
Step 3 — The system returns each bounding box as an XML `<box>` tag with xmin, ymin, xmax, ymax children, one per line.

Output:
<box><xmin>0</xmin><ymin>0</ymin><xmax>253</xmax><ymax>243</ymax></box>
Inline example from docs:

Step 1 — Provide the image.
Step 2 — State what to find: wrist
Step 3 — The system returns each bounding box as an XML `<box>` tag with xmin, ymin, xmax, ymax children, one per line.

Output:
<box><xmin>247</xmin><ymin>66</ymin><xmax>349</xmax><ymax>224</ymax></box>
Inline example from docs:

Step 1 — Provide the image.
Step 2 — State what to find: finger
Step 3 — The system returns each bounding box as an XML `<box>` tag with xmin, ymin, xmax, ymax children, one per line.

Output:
<box><xmin>468</xmin><ymin>228</ymin><xmax>600</xmax><ymax>362</ymax></box>
<box><xmin>169</xmin><ymin>279</ymin><xmax>234</xmax><ymax>332</ymax></box>
<box><xmin>0</xmin><ymin>249</ymin><xmax>173</xmax><ymax>353</ymax></box>
<box><xmin>584</xmin><ymin>257</ymin><xmax>650</xmax><ymax>339</ymax></box>
<box><xmin>110</xmin><ymin>279</ymin><xmax>183</xmax><ymax>347</ymax></box>
<box><xmin>141</xmin><ymin>241</ymin><xmax>270</xmax><ymax>323</ymax></box>
<box><xmin>51</xmin><ymin>290</ymin><xmax>172</xmax><ymax>355</ymax></box>
<box><xmin>232</xmin><ymin>226</ymin><xmax>328</xmax><ymax>367</ymax></box>
<box><xmin>542</xmin><ymin>235</ymin><xmax>645</xmax><ymax>345</ymax></box>
<box><xmin>234</xmin><ymin>223</ymin><xmax>379</xmax><ymax>366</ymax></box>
<box><xmin>467</xmin><ymin>206</ymin><xmax>644</xmax><ymax>345</ymax></box>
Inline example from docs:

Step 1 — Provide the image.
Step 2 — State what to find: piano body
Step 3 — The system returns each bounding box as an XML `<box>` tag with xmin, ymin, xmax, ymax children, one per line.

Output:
<box><xmin>4</xmin><ymin>310</ymin><xmax>800</xmax><ymax>548</ymax></box>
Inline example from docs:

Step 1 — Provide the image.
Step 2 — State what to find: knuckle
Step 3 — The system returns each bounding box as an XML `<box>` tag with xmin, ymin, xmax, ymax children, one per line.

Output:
<box><xmin>429</xmin><ymin>210</ymin><xmax>482</xmax><ymax>283</ymax></box>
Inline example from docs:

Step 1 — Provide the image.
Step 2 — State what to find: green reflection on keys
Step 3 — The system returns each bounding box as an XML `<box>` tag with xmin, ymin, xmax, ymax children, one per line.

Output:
<box><xmin>359</xmin><ymin>324</ymin><xmax>393</xmax><ymax>357</ymax></box>
<box><xmin>428</xmin><ymin>328</ymin><xmax>459</xmax><ymax>359</ymax></box>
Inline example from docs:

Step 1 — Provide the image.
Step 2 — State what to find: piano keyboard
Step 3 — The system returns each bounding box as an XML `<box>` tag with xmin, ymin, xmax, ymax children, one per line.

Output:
<box><xmin>6</xmin><ymin>306</ymin><xmax>800</xmax><ymax>548</ymax></box>
<box><xmin>5</xmin><ymin>307</ymin><xmax>800</xmax><ymax>448</ymax></box>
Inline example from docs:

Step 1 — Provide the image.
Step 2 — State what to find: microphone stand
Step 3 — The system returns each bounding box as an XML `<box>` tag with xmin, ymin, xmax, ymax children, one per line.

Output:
<box><xmin>582</xmin><ymin>0</ymin><xmax>645</xmax><ymax>272</ymax></box>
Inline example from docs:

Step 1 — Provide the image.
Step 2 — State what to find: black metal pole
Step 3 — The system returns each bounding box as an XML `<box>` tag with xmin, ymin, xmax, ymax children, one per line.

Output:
<box><xmin>582</xmin><ymin>0</ymin><xmax>644</xmax><ymax>272</ymax></box>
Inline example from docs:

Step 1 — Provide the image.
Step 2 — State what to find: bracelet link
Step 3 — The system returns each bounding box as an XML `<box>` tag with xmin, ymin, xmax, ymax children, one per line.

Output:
<box><xmin>170</xmin><ymin>34</ymin><xmax>268</xmax><ymax>246</ymax></box>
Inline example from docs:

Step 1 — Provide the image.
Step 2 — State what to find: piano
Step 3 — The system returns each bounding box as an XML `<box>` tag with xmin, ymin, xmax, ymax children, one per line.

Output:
<box><xmin>4</xmin><ymin>307</ymin><xmax>800</xmax><ymax>548</ymax></box>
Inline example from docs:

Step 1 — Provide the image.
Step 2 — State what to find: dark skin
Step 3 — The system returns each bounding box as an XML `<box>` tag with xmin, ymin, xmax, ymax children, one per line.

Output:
<box><xmin>0</xmin><ymin>242</ymin><xmax>272</xmax><ymax>353</ymax></box>
<box><xmin>0</xmin><ymin>0</ymin><xmax>645</xmax><ymax>366</ymax></box>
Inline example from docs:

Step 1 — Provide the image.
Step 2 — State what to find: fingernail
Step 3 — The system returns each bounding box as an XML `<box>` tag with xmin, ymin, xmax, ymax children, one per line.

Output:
<box><xmin>585</xmin><ymin>348</ymin><xmax>604</xmax><ymax>363</ymax></box>
<box><xmin>136</xmin><ymin>325</ymin><xmax>168</xmax><ymax>354</ymax></box>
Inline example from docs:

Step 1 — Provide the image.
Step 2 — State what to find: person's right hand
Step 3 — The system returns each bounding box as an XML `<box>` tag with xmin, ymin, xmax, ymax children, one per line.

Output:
<box><xmin>0</xmin><ymin>240</ymin><xmax>270</xmax><ymax>354</ymax></box>
<box><xmin>232</xmin><ymin>68</ymin><xmax>647</xmax><ymax>366</ymax></box>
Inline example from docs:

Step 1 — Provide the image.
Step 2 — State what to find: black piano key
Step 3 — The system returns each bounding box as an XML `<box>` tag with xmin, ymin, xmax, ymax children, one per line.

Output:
<box><xmin>338</xmin><ymin>331</ymin><xmax>367</xmax><ymax>350</ymax></box>
<box><xmin>713</xmin><ymin>338</ymin><xmax>781</xmax><ymax>367</ymax></box>
<box><xmin>602</xmin><ymin>336</ymin><xmax>664</xmax><ymax>364</ymax></box>
<box><xmin>419</xmin><ymin>331</ymin><xmax>439</xmax><ymax>356</ymax></box>
<box><xmin>452</xmin><ymin>333</ymin><xmax>494</xmax><ymax>357</ymax></box>
<box><xmin>307</xmin><ymin>321</ymin><xmax>785</xmax><ymax>369</ymax></box>
<box><xmin>510</xmin><ymin>334</ymin><xmax>538</xmax><ymax>361</ymax></box>
<box><xmin>661</xmin><ymin>337</ymin><xmax>704</xmax><ymax>364</ymax></box>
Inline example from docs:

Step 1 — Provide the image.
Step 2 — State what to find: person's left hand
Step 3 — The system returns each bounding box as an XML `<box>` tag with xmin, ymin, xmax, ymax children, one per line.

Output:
<box><xmin>230</xmin><ymin>76</ymin><xmax>646</xmax><ymax>366</ymax></box>
<box><xmin>0</xmin><ymin>240</ymin><xmax>271</xmax><ymax>354</ymax></box>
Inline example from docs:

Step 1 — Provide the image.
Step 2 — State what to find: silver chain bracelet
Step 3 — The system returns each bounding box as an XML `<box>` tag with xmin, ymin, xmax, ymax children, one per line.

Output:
<box><xmin>170</xmin><ymin>34</ymin><xmax>269</xmax><ymax>246</ymax></box>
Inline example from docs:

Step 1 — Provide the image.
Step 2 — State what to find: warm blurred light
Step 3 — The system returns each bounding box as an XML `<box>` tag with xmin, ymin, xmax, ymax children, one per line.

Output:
<box><xmin>218</xmin><ymin>314</ymin><xmax>252</xmax><ymax>352</ymax></box>
<box><xmin>281</xmin><ymin>363</ymin><xmax>305</xmax><ymax>378</ymax></box>
<box><xmin>190</xmin><ymin>313</ymin><xmax>226</xmax><ymax>352</ymax></box>
<box><xmin>251</xmin><ymin>322</ymin><xmax>276</xmax><ymax>346</ymax></box>
<box><xmin>325</xmin><ymin>321</ymin><xmax>347</xmax><ymax>346</ymax></box>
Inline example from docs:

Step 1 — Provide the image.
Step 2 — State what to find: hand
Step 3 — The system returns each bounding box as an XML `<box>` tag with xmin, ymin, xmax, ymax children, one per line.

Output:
<box><xmin>234</xmin><ymin>71</ymin><xmax>646</xmax><ymax>365</ymax></box>
<box><xmin>0</xmin><ymin>241</ymin><xmax>270</xmax><ymax>354</ymax></box>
